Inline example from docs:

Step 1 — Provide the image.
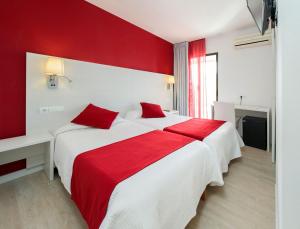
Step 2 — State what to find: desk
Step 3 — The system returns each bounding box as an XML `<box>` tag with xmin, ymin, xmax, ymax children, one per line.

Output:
<box><xmin>234</xmin><ymin>105</ymin><xmax>270</xmax><ymax>152</ymax></box>
<box><xmin>0</xmin><ymin>132</ymin><xmax>54</xmax><ymax>184</ymax></box>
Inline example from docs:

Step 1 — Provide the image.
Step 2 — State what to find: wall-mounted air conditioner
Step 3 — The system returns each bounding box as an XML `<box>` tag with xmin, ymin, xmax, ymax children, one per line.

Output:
<box><xmin>234</xmin><ymin>32</ymin><xmax>272</xmax><ymax>49</ymax></box>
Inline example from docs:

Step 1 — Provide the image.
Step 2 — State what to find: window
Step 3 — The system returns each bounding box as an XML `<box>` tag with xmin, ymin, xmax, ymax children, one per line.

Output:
<box><xmin>200</xmin><ymin>53</ymin><xmax>218</xmax><ymax>119</ymax></box>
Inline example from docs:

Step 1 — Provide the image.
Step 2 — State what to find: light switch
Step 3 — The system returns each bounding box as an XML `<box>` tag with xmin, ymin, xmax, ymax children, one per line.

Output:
<box><xmin>40</xmin><ymin>106</ymin><xmax>64</xmax><ymax>113</ymax></box>
<box><xmin>40</xmin><ymin>107</ymin><xmax>49</xmax><ymax>113</ymax></box>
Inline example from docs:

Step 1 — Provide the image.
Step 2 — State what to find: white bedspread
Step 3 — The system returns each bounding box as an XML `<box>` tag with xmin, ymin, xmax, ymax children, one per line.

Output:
<box><xmin>53</xmin><ymin>120</ymin><xmax>223</xmax><ymax>229</ymax></box>
<box><xmin>125</xmin><ymin>112</ymin><xmax>244</xmax><ymax>173</ymax></box>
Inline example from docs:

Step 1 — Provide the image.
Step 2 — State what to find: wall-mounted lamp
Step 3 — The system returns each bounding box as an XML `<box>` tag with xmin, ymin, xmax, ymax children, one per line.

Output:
<box><xmin>45</xmin><ymin>57</ymin><xmax>72</xmax><ymax>89</ymax></box>
<box><xmin>166</xmin><ymin>75</ymin><xmax>176</xmax><ymax>110</ymax></box>
<box><xmin>167</xmin><ymin>75</ymin><xmax>175</xmax><ymax>90</ymax></box>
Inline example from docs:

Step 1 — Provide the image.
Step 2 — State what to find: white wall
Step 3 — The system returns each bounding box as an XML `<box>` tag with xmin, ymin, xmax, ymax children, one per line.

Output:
<box><xmin>206</xmin><ymin>27</ymin><xmax>275</xmax><ymax>108</ymax></box>
<box><xmin>276</xmin><ymin>0</ymin><xmax>300</xmax><ymax>228</ymax></box>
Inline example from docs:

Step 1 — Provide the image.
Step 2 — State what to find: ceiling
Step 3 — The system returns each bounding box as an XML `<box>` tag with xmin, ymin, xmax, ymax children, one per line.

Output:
<box><xmin>86</xmin><ymin>0</ymin><xmax>255</xmax><ymax>44</ymax></box>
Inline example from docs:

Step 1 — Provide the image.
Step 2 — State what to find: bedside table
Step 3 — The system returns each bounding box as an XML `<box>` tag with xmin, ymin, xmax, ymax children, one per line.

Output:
<box><xmin>0</xmin><ymin>132</ymin><xmax>54</xmax><ymax>184</ymax></box>
<box><xmin>164</xmin><ymin>110</ymin><xmax>179</xmax><ymax>115</ymax></box>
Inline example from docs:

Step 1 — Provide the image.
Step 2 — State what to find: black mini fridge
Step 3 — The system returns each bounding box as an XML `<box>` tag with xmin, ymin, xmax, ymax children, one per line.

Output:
<box><xmin>242</xmin><ymin>116</ymin><xmax>267</xmax><ymax>150</ymax></box>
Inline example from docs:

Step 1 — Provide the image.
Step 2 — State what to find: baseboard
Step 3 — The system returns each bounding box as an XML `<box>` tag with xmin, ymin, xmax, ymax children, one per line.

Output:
<box><xmin>0</xmin><ymin>165</ymin><xmax>44</xmax><ymax>184</ymax></box>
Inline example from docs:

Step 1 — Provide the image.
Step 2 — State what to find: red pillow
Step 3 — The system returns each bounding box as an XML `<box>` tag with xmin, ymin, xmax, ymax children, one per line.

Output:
<box><xmin>140</xmin><ymin>102</ymin><xmax>166</xmax><ymax>118</ymax></box>
<box><xmin>71</xmin><ymin>104</ymin><xmax>119</xmax><ymax>129</ymax></box>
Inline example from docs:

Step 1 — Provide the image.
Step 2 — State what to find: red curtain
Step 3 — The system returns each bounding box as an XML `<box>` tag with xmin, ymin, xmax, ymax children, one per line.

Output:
<box><xmin>188</xmin><ymin>39</ymin><xmax>206</xmax><ymax>118</ymax></box>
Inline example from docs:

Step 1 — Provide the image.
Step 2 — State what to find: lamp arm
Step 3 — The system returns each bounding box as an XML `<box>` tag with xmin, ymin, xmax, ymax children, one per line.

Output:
<box><xmin>61</xmin><ymin>75</ymin><xmax>72</xmax><ymax>83</ymax></box>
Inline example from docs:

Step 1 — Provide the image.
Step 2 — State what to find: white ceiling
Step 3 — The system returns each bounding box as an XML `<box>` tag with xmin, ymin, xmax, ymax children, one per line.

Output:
<box><xmin>86</xmin><ymin>0</ymin><xmax>255</xmax><ymax>44</ymax></box>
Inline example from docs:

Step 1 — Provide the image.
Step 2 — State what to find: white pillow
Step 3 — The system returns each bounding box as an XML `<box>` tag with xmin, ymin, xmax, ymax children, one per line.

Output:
<box><xmin>53</xmin><ymin>115</ymin><xmax>125</xmax><ymax>137</ymax></box>
<box><xmin>53</xmin><ymin>123</ymin><xmax>89</xmax><ymax>137</ymax></box>
<box><xmin>111</xmin><ymin>115</ymin><xmax>125</xmax><ymax>126</ymax></box>
<box><xmin>125</xmin><ymin>110</ymin><xmax>141</xmax><ymax>120</ymax></box>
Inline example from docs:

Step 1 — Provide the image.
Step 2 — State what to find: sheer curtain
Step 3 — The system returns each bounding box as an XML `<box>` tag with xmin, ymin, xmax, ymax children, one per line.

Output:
<box><xmin>174</xmin><ymin>42</ymin><xmax>189</xmax><ymax>115</ymax></box>
<box><xmin>188</xmin><ymin>39</ymin><xmax>206</xmax><ymax>118</ymax></box>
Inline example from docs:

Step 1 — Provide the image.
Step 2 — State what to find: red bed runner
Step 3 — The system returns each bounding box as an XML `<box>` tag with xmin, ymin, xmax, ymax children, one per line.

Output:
<box><xmin>164</xmin><ymin>118</ymin><xmax>226</xmax><ymax>141</ymax></box>
<box><xmin>71</xmin><ymin>130</ymin><xmax>194</xmax><ymax>229</ymax></box>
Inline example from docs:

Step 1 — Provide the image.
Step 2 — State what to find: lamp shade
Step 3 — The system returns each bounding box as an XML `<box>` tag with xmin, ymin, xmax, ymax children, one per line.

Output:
<box><xmin>45</xmin><ymin>57</ymin><xmax>64</xmax><ymax>76</ymax></box>
<box><xmin>167</xmin><ymin>75</ymin><xmax>175</xmax><ymax>84</ymax></box>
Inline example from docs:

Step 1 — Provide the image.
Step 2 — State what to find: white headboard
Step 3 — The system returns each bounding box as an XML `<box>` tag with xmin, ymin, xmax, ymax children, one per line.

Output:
<box><xmin>26</xmin><ymin>52</ymin><xmax>172</xmax><ymax>134</ymax></box>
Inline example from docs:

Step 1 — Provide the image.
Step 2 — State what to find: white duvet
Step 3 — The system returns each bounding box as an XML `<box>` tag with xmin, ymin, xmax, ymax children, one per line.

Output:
<box><xmin>53</xmin><ymin>119</ymin><xmax>223</xmax><ymax>229</ymax></box>
<box><xmin>125</xmin><ymin>111</ymin><xmax>245</xmax><ymax>173</ymax></box>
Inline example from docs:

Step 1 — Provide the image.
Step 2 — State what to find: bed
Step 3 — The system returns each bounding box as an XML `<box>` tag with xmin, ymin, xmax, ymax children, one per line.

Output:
<box><xmin>125</xmin><ymin>110</ymin><xmax>244</xmax><ymax>173</ymax></box>
<box><xmin>53</xmin><ymin>119</ymin><xmax>223</xmax><ymax>229</ymax></box>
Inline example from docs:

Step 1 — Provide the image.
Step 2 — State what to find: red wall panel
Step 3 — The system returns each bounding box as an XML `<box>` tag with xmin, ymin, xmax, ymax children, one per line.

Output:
<box><xmin>0</xmin><ymin>159</ymin><xmax>27</xmax><ymax>176</ymax></box>
<box><xmin>0</xmin><ymin>0</ymin><xmax>173</xmax><ymax>139</ymax></box>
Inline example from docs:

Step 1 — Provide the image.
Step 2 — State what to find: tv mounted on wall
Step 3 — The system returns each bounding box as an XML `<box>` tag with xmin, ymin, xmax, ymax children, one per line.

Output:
<box><xmin>246</xmin><ymin>0</ymin><xmax>277</xmax><ymax>35</ymax></box>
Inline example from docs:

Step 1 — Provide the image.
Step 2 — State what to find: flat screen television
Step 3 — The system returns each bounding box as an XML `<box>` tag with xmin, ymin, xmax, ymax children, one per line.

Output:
<box><xmin>246</xmin><ymin>0</ymin><xmax>274</xmax><ymax>35</ymax></box>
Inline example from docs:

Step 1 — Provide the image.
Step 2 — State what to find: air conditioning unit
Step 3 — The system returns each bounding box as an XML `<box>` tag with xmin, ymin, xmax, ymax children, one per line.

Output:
<box><xmin>234</xmin><ymin>32</ymin><xmax>272</xmax><ymax>49</ymax></box>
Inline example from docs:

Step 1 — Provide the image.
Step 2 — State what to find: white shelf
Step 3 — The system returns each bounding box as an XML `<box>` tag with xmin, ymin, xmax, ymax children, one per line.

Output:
<box><xmin>0</xmin><ymin>132</ymin><xmax>55</xmax><ymax>182</ymax></box>
<box><xmin>0</xmin><ymin>132</ymin><xmax>53</xmax><ymax>153</ymax></box>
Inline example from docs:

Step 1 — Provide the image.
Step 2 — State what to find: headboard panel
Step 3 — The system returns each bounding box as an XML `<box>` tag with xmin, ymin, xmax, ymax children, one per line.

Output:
<box><xmin>26</xmin><ymin>52</ymin><xmax>172</xmax><ymax>134</ymax></box>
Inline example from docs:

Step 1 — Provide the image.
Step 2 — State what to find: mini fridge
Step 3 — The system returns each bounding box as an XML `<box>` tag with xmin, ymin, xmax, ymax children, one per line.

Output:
<box><xmin>242</xmin><ymin>116</ymin><xmax>267</xmax><ymax>150</ymax></box>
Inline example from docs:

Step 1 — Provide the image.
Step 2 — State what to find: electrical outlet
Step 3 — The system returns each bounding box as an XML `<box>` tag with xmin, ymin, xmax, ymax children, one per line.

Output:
<box><xmin>40</xmin><ymin>106</ymin><xmax>64</xmax><ymax>113</ymax></box>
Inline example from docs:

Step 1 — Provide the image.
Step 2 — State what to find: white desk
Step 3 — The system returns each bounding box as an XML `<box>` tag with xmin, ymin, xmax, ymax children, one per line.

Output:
<box><xmin>234</xmin><ymin>104</ymin><xmax>270</xmax><ymax>113</ymax></box>
<box><xmin>234</xmin><ymin>104</ymin><xmax>271</xmax><ymax>152</ymax></box>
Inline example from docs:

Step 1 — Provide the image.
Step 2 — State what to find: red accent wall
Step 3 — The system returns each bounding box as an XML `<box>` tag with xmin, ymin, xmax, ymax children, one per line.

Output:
<box><xmin>0</xmin><ymin>0</ymin><xmax>173</xmax><ymax>139</ymax></box>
